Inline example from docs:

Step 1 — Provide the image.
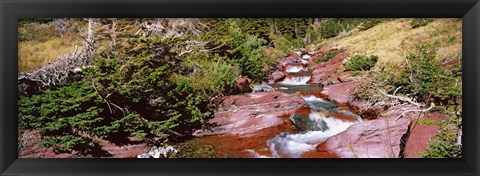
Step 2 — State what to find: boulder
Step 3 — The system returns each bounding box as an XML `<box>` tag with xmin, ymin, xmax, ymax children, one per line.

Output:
<box><xmin>236</xmin><ymin>77</ymin><xmax>253</xmax><ymax>93</ymax></box>
<box><xmin>320</xmin><ymin>81</ymin><xmax>357</xmax><ymax>105</ymax></box>
<box><xmin>252</xmin><ymin>82</ymin><xmax>275</xmax><ymax>93</ymax></box>
<box><xmin>193</xmin><ymin>91</ymin><xmax>308</xmax><ymax>137</ymax></box>
<box><xmin>272</xmin><ymin>71</ymin><xmax>285</xmax><ymax>82</ymax></box>
<box><xmin>310</xmin><ymin>52</ymin><xmax>349</xmax><ymax>85</ymax></box>
<box><xmin>290</xmin><ymin>114</ymin><xmax>329</xmax><ymax>131</ymax></box>
<box><xmin>277</xmin><ymin>53</ymin><xmax>300</xmax><ymax>68</ymax></box>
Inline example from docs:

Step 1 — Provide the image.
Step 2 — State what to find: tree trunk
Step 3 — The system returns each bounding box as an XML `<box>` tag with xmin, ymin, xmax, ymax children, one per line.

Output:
<box><xmin>87</xmin><ymin>18</ymin><xmax>93</xmax><ymax>45</ymax></box>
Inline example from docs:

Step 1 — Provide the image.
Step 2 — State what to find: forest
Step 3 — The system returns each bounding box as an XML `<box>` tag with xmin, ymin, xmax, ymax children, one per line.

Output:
<box><xmin>18</xmin><ymin>18</ymin><xmax>462</xmax><ymax>158</ymax></box>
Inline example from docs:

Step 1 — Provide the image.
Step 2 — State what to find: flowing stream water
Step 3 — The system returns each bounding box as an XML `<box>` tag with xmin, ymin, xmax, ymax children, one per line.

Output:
<box><xmin>195</xmin><ymin>56</ymin><xmax>363</xmax><ymax>158</ymax></box>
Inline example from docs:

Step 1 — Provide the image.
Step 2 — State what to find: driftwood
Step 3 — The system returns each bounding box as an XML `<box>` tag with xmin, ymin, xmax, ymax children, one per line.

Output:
<box><xmin>18</xmin><ymin>44</ymin><xmax>94</xmax><ymax>94</ymax></box>
<box><xmin>18</xmin><ymin>45</ymin><xmax>94</xmax><ymax>94</ymax></box>
<box><xmin>376</xmin><ymin>86</ymin><xmax>435</xmax><ymax>122</ymax></box>
<box><xmin>394</xmin><ymin>102</ymin><xmax>435</xmax><ymax>121</ymax></box>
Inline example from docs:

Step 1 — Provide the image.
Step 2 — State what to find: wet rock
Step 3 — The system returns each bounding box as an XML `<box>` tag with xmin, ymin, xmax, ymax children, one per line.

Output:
<box><xmin>236</xmin><ymin>77</ymin><xmax>253</xmax><ymax>93</ymax></box>
<box><xmin>277</xmin><ymin>53</ymin><xmax>300</xmax><ymax>69</ymax></box>
<box><xmin>138</xmin><ymin>145</ymin><xmax>179</xmax><ymax>158</ymax></box>
<box><xmin>272</xmin><ymin>71</ymin><xmax>285</xmax><ymax>82</ymax></box>
<box><xmin>252</xmin><ymin>82</ymin><xmax>275</xmax><ymax>93</ymax></box>
<box><xmin>137</xmin><ymin>153</ymin><xmax>151</xmax><ymax>158</ymax></box>
<box><xmin>290</xmin><ymin>114</ymin><xmax>329</xmax><ymax>131</ymax></box>
<box><xmin>193</xmin><ymin>91</ymin><xmax>307</xmax><ymax>137</ymax></box>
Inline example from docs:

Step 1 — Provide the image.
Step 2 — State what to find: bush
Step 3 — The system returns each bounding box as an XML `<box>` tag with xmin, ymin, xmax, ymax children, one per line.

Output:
<box><xmin>358</xmin><ymin>19</ymin><xmax>384</xmax><ymax>31</ymax></box>
<box><xmin>312</xmin><ymin>50</ymin><xmax>341</xmax><ymax>66</ymax></box>
<box><xmin>411</xmin><ymin>18</ymin><xmax>434</xmax><ymax>28</ymax></box>
<box><xmin>421</xmin><ymin>116</ymin><xmax>462</xmax><ymax>158</ymax></box>
<box><xmin>18</xmin><ymin>81</ymin><xmax>106</xmax><ymax>153</ymax></box>
<box><xmin>404</xmin><ymin>45</ymin><xmax>461</xmax><ymax>103</ymax></box>
<box><xmin>84</xmin><ymin>36</ymin><xmax>242</xmax><ymax>139</ymax></box>
<box><xmin>344</xmin><ymin>55</ymin><xmax>378</xmax><ymax>75</ymax></box>
<box><xmin>421</xmin><ymin>141</ymin><xmax>462</xmax><ymax>158</ymax></box>
<box><xmin>227</xmin><ymin>19</ymin><xmax>269</xmax><ymax>81</ymax></box>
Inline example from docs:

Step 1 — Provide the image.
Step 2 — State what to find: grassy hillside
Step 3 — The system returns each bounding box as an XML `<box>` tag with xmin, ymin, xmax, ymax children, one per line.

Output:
<box><xmin>321</xmin><ymin>18</ymin><xmax>461</xmax><ymax>64</ymax></box>
<box><xmin>18</xmin><ymin>22</ymin><xmax>83</xmax><ymax>72</ymax></box>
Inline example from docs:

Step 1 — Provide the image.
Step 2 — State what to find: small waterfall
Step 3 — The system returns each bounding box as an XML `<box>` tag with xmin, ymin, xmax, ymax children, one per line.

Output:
<box><xmin>279</xmin><ymin>75</ymin><xmax>311</xmax><ymax>86</ymax></box>
<box><xmin>268</xmin><ymin>113</ymin><xmax>356</xmax><ymax>158</ymax></box>
<box><xmin>301</xmin><ymin>54</ymin><xmax>312</xmax><ymax>59</ymax></box>
<box><xmin>285</xmin><ymin>65</ymin><xmax>305</xmax><ymax>73</ymax></box>
<box><xmin>265</xmin><ymin>95</ymin><xmax>360</xmax><ymax>158</ymax></box>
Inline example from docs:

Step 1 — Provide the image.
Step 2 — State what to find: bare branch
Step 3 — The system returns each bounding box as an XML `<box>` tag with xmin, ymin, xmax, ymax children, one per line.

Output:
<box><xmin>394</xmin><ymin>102</ymin><xmax>435</xmax><ymax>121</ymax></box>
<box><xmin>377</xmin><ymin>87</ymin><xmax>425</xmax><ymax>107</ymax></box>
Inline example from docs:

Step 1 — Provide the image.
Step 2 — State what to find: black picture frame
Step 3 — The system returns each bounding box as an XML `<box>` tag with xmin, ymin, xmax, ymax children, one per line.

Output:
<box><xmin>1</xmin><ymin>0</ymin><xmax>479</xmax><ymax>176</ymax></box>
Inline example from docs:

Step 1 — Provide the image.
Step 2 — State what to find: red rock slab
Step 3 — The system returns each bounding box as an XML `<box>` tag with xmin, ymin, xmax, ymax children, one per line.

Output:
<box><xmin>310</xmin><ymin>52</ymin><xmax>349</xmax><ymax>85</ymax></box>
<box><xmin>272</xmin><ymin>71</ymin><xmax>285</xmax><ymax>81</ymax></box>
<box><xmin>197</xmin><ymin>120</ymin><xmax>299</xmax><ymax>158</ymax></box>
<box><xmin>320</xmin><ymin>81</ymin><xmax>357</xmax><ymax>105</ymax></box>
<box><xmin>316</xmin><ymin>105</ymin><xmax>420</xmax><ymax>158</ymax></box>
<box><xmin>403</xmin><ymin>112</ymin><xmax>443</xmax><ymax>158</ymax></box>
<box><xmin>277</xmin><ymin>53</ymin><xmax>301</xmax><ymax>68</ymax></box>
<box><xmin>193</xmin><ymin>91</ymin><xmax>308</xmax><ymax>137</ymax></box>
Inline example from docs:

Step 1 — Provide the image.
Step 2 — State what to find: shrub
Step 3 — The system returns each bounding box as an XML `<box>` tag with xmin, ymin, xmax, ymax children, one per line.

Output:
<box><xmin>344</xmin><ymin>55</ymin><xmax>378</xmax><ymax>75</ymax></box>
<box><xmin>403</xmin><ymin>45</ymin><xmax>461</xmax><ymax>103</ymax></box>
<box><xmin>227</xmin><ymin>19</ymin><xmax>269</xmax><ymax>81</ymax></box>
<box><xmin>411</xmin><ymin>18</ymin><xmax>434</xmax><ymax>28</ymax></box>
<box><xmin>421</xmin><ymin>141</ymin><xmax>462</xmax><ymax>158</ymax></box>
<box><xmin>318</xmin><ymin>18</ymin><xmax>367</xmax><ymax>39</ymax></box>
<box><xmin>358</xmin><ymin>19</ymin><xmax>384</xmax><ymax>31</ymax></box>
<box><xmin>421</xmin><ymin>115</ymin><xmax>462</xmax><ymax>158</ymax></box>
<box><xmin>84</xmin><ymin>36</ymin><xmax>241</xmax><ymax>140</ymax></box>
<box><xmin>18</xmin><ymin>81</ymin><xmax>106</xmax><ymax>152</ymax></box>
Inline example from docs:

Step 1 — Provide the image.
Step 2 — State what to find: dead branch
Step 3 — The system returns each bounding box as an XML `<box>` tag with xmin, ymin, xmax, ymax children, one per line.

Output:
<box><xmin>377</xmin><ymin>87</ymin><xmax>424</xmax><ymax>107</ymax></box>
<box><xmin>18</xmin><ymin>19</ymin><xmax>96</xmax><ymax>94</ymax></box>
<box><xmin>394</xmin><ymin>102</ymin><xmax>435</xmax><ymax>121</ymax></box>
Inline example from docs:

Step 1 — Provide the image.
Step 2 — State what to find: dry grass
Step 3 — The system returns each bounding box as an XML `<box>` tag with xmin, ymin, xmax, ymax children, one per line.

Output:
<box><xmin>321</xmin><ymin>18</ymin><xmax>462</xmax><ymax>64</ymax></box>
<box><xmin>18</xmin><ymin>31</ymin><xmax>82</xmax><ymax>72</ymax></box>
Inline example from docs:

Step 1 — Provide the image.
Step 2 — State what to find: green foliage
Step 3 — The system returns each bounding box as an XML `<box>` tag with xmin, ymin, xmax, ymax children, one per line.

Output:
<box><xmin>353</xmin><ymin>44</ymin><xmax>462</xmax><ymax>158</ymax></box>
<box><xmin>318</xmin><ymin>18</ymin><xmax>364</xmax><ymax>39</ymax></box>
<box><xmin>421</xmin><ymin>141</ymin><xmax>462</xmax><ymax>158</ymax></box>
<box><xmin>18</xmin><ymin>81</ymin><xmax>106</xmax><ymax>152</ymax></box>
<box><xmin>84</xmin><ymin>36</ymin><xmax>241</xmax><ymax>141</ymax></box>
<box><xmin>421</xmin><ymin>113</ymin><xmax>462</xmax><ymax>158</ymax></box>
<box><xmin>227</xmin><ymin>19</ymin><xmax>269</xmax><ymax>81</ymax></box>
<box><xmin>356</xmin><ymin>45</ymin><xmax>461</xmax><ymax>105</ymax></box>
<box><xmin>344</xmin><ymin>55</ymin><xmax>378</xmax><ymax>74</ymax></box>
<box><xmin>171</xmin><ymin>140</ymin><xmax>216</xmax><ymax>158</ymax></box>
<box><xmin>404</xmin><ymin>45</ymin><xmax>461</xmax><ymax>103</ymax></box>
<box><xmin>411</xmin><ymin>18</ymin><xmax>434</xmax><ymax>28</ymax></box>
<box><xmin>358</xmin><ymin>18</ymin><xmax>384</xmax><ymax>31</ymax></box>
<box><xmin>19</xmin><ymin>18</ymin><xmax>54</xmax><ymax>25</ymax></box>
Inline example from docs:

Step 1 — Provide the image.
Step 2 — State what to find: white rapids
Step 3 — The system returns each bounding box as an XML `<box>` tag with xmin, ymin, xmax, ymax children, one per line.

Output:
<box><xmin>285</xmin><ymin>65</ymin><xmax>305</xmax><ymax>73</ymax></box>
<box><xmin>279</xmin><ymin>75</ymin><xmax>311</xmax><ymax>86</ymax></box>
<box><xmin>247</xmin><ymin>95</ymin><xmax>361</xmax><ymax>158</ymax></box>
